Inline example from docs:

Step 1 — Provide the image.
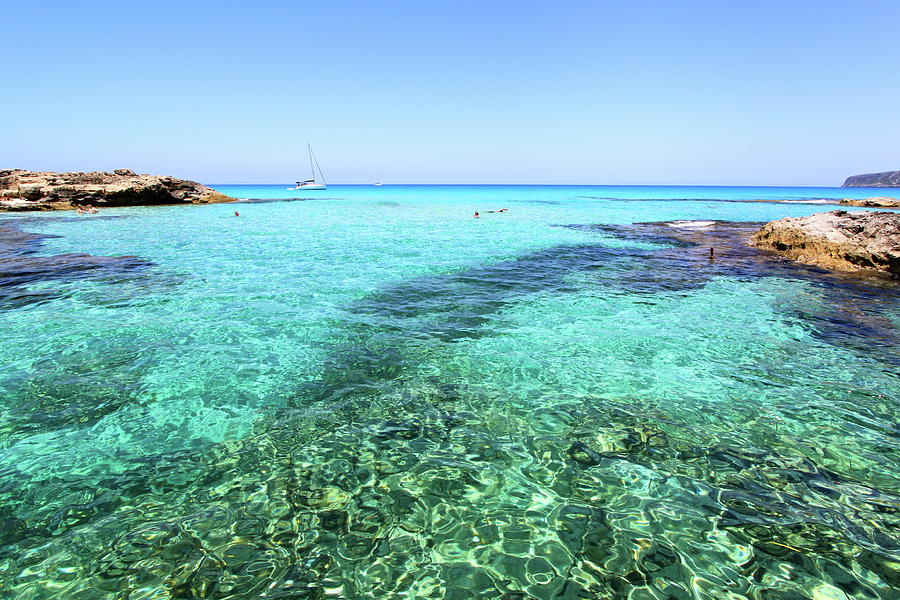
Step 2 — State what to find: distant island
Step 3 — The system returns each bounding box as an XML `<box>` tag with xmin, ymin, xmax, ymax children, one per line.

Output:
<box><xmin>842</xmin><ymin>170</ymin><xmax>900</xmax><ymax>187</ymax></box>
<box><xmin>0</xmin><ymin>169</ymin><xmax>235</xmax><ymax>211</ymax></box>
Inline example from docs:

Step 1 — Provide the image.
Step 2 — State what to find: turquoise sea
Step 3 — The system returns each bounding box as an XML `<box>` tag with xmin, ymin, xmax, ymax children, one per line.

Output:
<box><xmin>0</xmin><ymin>185</ymin><xmax>898</xmax><ymax>599</ymax></box>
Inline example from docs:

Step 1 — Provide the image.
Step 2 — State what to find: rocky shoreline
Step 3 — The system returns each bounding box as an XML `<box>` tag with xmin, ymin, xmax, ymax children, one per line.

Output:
<box><xmin>752</xmin><ymin>210</ymin><xmax>900</xmax><ymax>277</ymax></box>
<box><xmin>839</xmin><ymin>196</ymin><xmax>900</xmax><ymax>208</ymax></box>
<box><xmin>0</xmin><ymin>169</ymin><xmax>235</xmax><ymax>211</ymax></box>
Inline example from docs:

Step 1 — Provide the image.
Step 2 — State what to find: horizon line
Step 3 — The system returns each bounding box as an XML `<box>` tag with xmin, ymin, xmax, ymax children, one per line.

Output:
<box><xmin>208</xmin><ymin>182</ymin><xmax>859</xmax><ymax>189</ymax></box>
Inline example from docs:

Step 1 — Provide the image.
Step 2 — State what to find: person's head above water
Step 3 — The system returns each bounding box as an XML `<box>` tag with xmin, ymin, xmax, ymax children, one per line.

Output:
<box><xmin>234</xmin><ymin>211</ymin><xmax>240</xmax><ymax>216</ymax></box>
<box><xmin>474</xmin><ymin>211</ymin><xmax>479</xmax><ymax>218</ymax></box>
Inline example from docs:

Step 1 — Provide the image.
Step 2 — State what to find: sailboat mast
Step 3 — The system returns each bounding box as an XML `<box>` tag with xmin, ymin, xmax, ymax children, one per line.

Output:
<box><xmin>311</xmin><ymin>146</ymin><xmax>326</xmax><ymax>185</ymax></box>
<box><xmin>308</xmin><ymin>143</ymin><xmax>315</xmax><ymax>182</ymax></box>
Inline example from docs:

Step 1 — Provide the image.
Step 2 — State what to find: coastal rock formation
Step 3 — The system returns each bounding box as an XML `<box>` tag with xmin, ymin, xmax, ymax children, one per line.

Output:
<box><xmin>839</xmin><ymin>196</ymin><xmax>900</xmax><ymax>208</ymax></box>
<box><xmin>752</xmin><ymin>210</ymin><xmax>900</xmax><ymax>277</ymax></box>
<box><xmin>0</xmin><ymin>169</ymin><xmax>235</xmax><ymax>211</ymax></box>
<box><xmin>842</xmin><ymin>170</ymin><xmax>900</xmax><ymax>187</ymax></box>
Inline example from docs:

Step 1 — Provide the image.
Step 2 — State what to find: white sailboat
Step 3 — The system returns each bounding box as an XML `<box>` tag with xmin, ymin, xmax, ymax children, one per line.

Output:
<box><xmin>294</xmin><ymin>143</ymin><xmax>326</xmax><ymax>190</ymax></box>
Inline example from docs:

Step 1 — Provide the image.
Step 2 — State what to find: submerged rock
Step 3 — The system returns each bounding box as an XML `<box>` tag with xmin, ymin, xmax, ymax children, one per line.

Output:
<box><xmin>752</xmin><ymin>210</ymin><xmax>900</xmax><ymax>277</ymax></box>
<box><xmin>0</xmin><ymin>217</ymin><xmax>154</xmax><ymax>308</ymax></box>
<box><xmin>0</xmin><ymin>169</ymin><xmax>235</xmax><ymax>211</ymax></box>
<box><xmin>839</xmin><ymin>196</ymin><xmax>900</xmax><ymax>208</ymax></box>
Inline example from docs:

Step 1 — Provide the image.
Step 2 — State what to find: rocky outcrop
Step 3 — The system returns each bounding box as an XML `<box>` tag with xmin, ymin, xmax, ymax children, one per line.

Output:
<box><xmin>842</xmin><ymin>171</ymin><xmax>900</xmax><ymax>187</ymax></box>
<box><xmin>839</xmin><ymin>196</ymin><xmax>900</xmax><ymax>208</ymax></box>
<box><xmin>752</xmin><ymin>210</ymin><xmax>900</xmax><ymax>277</ymax></box>
<box><xmin>0</xmin><ymin>169</ymin><xmax>235</xmax><ymax>211</ymax></box>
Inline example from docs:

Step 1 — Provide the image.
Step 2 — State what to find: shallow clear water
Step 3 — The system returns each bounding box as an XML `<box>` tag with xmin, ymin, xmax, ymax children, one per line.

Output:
<box><xmin>0</xmin><ymin>185</ymin><xmax>898</xmax><ymax>599</ymax></box>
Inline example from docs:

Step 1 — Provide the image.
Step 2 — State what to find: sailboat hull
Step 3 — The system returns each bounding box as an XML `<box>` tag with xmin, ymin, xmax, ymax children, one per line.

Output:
<box><xmin>297</xmin><ymin>144</ymin><xmax>326</xmax><ymax>190</ymax></box>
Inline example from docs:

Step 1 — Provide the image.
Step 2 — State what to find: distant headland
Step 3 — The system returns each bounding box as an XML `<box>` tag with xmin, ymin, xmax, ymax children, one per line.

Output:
<box><xmin>0</xmin><ymin>169</ymin><xmax>235</xmax><ymax>211</ymax></box>
<box><xmin>842</xmin><ymin>170</ymin><xmax>900</xmax><ymax>187</ymax></box>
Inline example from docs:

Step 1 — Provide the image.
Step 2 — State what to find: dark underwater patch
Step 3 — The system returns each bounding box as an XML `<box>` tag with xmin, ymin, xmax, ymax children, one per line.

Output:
<box><xmin>284</xmin><ymin>220</ymin><xmax>900</xmax><ymax>415</ymax></box>
<box><xmin>576</xmin><ymin>221</ymin><xmax>900</xmax><ymax>367</ymax></box>
<box><xmin>0</xmin><ymin>217</ymin><xmax>153</xmax><ymax>309</ymax></box>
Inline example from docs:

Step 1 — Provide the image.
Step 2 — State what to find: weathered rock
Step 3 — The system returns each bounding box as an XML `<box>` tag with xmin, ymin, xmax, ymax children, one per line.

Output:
<box><xmin>842</xmin><ymin>171</ymin><xmax>900</xmax><ymax>188</ymax></box>
<box><xmin>0</xmin><ymin>169</ymin><xmax>235</xmax><ymax>211</ymax></box>
<box><xmin>839</xmin><ymin>196</ymin><xmax>900</xmax><ymax>208</ymax></box>
<box><xmin>752</xmin><ymin>210</ymin><xmax>900</xmax><ymax>277</ymax></box>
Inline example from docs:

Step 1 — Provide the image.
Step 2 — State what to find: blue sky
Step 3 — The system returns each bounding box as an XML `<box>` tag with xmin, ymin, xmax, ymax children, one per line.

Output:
<box><xmin>4</xmin><ymin>1</ymin><xmax>899</xmax><ymax>185</ymax></box>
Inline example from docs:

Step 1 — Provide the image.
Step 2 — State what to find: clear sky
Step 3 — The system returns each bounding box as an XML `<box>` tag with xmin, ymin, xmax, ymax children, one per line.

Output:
<box><xmin>4</xmin><ymin>1</ymin><xmax>899</xmax><ymax>185</ymax></box>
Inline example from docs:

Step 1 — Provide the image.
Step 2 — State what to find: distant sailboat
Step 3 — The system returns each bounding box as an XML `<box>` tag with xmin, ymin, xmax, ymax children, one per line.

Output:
<box><xmin>374</xmin><ymin>176</ymin><xmax>382</xmax><ymax>186</ymax></box>
<box><xmin>294</xmin><ymin>143</ymin><xmax>326</xmax><ymax>190</ymax></box>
